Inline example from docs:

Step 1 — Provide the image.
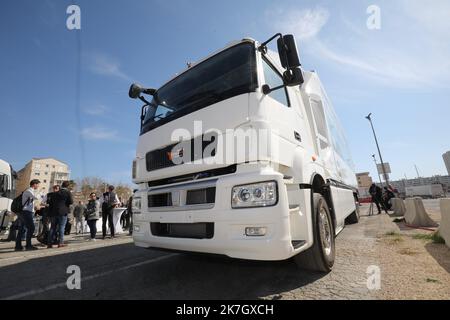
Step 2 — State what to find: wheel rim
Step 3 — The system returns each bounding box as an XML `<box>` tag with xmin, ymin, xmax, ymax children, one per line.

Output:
<box><xmin>318</xmin><ymin>206</ymin><xmax>332</xmax><ymax>257</ymax></box>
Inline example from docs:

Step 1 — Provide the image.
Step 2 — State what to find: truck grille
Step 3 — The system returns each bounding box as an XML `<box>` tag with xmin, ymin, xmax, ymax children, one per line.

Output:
<box><xmin>145</xmin><ymin>134</ymin><xmax>217</xmax><ymax>172</ymax></box>
<box><xmin>147</xmin><ymin>188</ymin><xmax>216</xmax><ymax>208</ymax></box>
<box><xmin>148</xmin><ymin>193</ymin><xmax>172</xmax><ymax>207</ymax></box>
<box><xmin>150</xmin><ymin>223</ymin><xmax>214</xmax><ymax>239</ymax></box>
<box><xmin>145</xmin><ymin>145</ymin><xmax>175</xmax><ymax>172</ymax></box>
<box><xmin>186</xmin><ymin>187</ymin><xmax>216</xmax><ymax>205</ymax></box>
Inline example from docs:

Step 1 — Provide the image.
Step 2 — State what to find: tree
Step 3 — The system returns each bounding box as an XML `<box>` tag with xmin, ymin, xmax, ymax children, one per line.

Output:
<box><xmin>114</xmin><ymin>184</ymin><xmax>133</xmax><ymax>205</ymax></box>
<box><xmin>76</xmin><ymin>177</ymin><xmax>107</xmax><ymax>199</ymax></box>
<box><xmin>68</xmin><ymin>180</ymin><xmax>77</xmax><ymax>191</ymax></box>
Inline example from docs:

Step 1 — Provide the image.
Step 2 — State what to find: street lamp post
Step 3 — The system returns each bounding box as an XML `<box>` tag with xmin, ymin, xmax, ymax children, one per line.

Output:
<box><xmin>372</xmin><ymin>154</ymin><xmax>382</xmax><ymax>184</ymax></box>
<box><xmin>366</xmin><ymin>113</ymin><xmax>389</xmax><ymax>188</ymax></box>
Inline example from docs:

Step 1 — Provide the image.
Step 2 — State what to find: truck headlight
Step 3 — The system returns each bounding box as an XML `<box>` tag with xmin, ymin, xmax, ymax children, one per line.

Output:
<box><xmin>132</xmin><ymin>197</ymin><xmax>141</xmax><ymax>213</ymax></box>
<box><xmin>232</xmin><ymin>181</ymin><xmax>277</xmax><ymax>208</ymax></box>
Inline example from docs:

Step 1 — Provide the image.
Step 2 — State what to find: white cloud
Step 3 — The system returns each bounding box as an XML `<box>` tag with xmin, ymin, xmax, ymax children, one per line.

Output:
<box><xmin>402</xmin><ymin>0</ymin><xmax>450</xmax><ymax>36</ymax></box>
<box><xmin>84</xmin><ymin>104</ymin><xmax>108</xmax><ymax>116</ymax></box>
<box><xmin>273</xmin><ymin>7</ymin><xmax>330</xmax><ymax>41</ymax></box>
<box><xmin>309</xmin><ymin>3</ymin><xmax>450</xmax><ymax>89</ymax></box>
<box><xmin>265</xmin><ymin>3</ymin><xmax>450</xmax><ymax>90</ymax></box>
<box><xmin>310</xmin><ymin>39</ymin><xmax>429</xmax><ymax>88</ymax></box>
<box><xmin>88</xmin><ymin>53</ymin><xmax>132</xmax><ymax>82</ymax></box>
<box><xmin>81</xmin><ymin>126</ymin><xmax>118</xmax><ymax>141</ymax></box>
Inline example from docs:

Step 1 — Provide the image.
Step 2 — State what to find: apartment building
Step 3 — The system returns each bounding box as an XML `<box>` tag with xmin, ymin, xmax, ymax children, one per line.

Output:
<box><xmin>16</xmin><ymin>158</ymin><xmax>70</xmax><ymax>194</ymax></box>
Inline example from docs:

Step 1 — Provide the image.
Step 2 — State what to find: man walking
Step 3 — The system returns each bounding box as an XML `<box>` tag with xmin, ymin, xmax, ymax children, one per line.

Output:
<box><xmin>102</xmin><ymin>185</ymin><xmax>119</xmax><ymax>239</ymax></box>
<box><xmin>15</xmin><ymin>179</ymin><xmax>41</xmax><ymax>251</ymax></box>
<box><xmin>47</xmin><ymin>181</ymin><xmax>73</xmax><ymax>248</ymax></box>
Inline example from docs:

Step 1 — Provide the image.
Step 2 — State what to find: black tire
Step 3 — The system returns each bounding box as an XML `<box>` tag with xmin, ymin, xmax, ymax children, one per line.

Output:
<box><xmin>294</xmin><ymin>193</ymin><xmax>335</xmax><ymax>273</ymax></box>
<box><xmin>345</xmin><ymin>200</ymin><xmax>360</xmax><ymax>224</ymax></box>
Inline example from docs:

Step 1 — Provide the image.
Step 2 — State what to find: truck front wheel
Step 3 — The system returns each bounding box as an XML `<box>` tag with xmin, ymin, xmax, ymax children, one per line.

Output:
<box><xmin>294</xmin><ymin>193</ymin><xmax>335</xmax><ymax>273</ymax></box>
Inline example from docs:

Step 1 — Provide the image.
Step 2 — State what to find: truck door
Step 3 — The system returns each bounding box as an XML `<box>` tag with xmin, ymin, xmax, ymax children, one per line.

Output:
<box><xmin>260</xmin><ymin>56</ymin><xmax>300</xmax><ymax>166</ymax></box>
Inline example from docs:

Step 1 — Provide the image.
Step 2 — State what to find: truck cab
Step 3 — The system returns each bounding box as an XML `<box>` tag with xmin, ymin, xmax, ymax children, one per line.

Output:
<box><xmin>129</xmin><ymin>34</ymin><xmax>359</xmax><ymax>272</ymax></box>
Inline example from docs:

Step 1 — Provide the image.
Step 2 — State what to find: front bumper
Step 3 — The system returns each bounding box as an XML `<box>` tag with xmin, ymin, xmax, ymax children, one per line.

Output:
<box><xmin>132</xmin><ymin>165</ymin><xmax>310</xmax><ymax>261</ymax></box>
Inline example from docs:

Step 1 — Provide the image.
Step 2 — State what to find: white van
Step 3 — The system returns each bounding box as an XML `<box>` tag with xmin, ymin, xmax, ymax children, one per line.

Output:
<box><xmin>0</xmin><ymin>159</ymin><xmax>16</xmax><ymax>233</ymax></box>
<box><xmin>129</xmin><ymin>34</ymin><xmax>359</xmax><ymax>272</ymax></box>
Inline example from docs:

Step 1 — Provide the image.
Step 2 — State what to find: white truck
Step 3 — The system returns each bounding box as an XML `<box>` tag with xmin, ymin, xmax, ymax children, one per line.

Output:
<box><xmin>405</xmin><ymin>184</ymin><xmax>444</xmax><ymax>199</ymax></box>
<box><xmin>128</xmin><ymin>34</ymin><xmax>359</xmax><ymax>272</ymax></box>
<box><xmin>0</xmin><ymin>159</ymin><xmax>16</xmax><ymax>233</ymax></box>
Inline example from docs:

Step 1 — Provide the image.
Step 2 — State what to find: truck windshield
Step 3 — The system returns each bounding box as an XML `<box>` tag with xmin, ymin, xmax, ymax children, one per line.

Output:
<box><xmin>140</xmin><ymin>42</ymin><xmax>257</xmax><ymax>134</ymax></box>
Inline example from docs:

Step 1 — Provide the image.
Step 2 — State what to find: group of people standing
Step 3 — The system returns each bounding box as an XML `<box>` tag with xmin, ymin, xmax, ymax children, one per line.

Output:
<box><xmin>72</xmin><ymin>185</ymin><xmax>127</xmax><ymax>240</ymax></box>
<box><xmin>15</xmin><ymin>179</ymin><xmax>73</xmax><ymax>251</ymax></box>
<box><xmin>369</xmin><ymin>183</ymin><xmax>397</xmax><ymax>215</ymax></box>
<box><xmin>14</xmin><ymin>180</ymin><xmax>131</xmax><ymax>251</ymax></box>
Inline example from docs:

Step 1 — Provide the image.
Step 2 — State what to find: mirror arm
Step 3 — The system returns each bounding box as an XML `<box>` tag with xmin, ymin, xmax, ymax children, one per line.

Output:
<box><xmin>262</xmin><ymin>83</ymin><xmax>286</xmax><ymax>95</ymax></box>
<box><xmin>258</xmin><ymin>33</ymin><xmax>282</xmax><ymax>53</ymax></box>
<box><xmin>139</xmin><ymin>96</ymin><xmax>151</xmax><ymax>105</ymax></box>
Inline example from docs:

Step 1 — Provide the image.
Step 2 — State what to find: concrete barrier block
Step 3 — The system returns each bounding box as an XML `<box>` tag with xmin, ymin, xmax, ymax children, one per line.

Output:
<box><xmin>391</xmin><ymin>198</ymin><xmax>406</xmax><ymax>217</ymax></box>
<box><xmin>404</xmin><ymin>197</ymin><xmax>438</xmax><ymax>228</ymax></box>
<box><xmin>439</xmin><ymin>199</ymin><xmax>450</xmax><ymax>247</ymax></box>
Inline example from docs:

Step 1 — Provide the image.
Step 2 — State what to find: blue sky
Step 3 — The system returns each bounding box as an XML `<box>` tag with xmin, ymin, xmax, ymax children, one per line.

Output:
<box><xmin>1</xmin><ymin>0</ymin><xmax>449</xmax><ymax>184</ymax></box>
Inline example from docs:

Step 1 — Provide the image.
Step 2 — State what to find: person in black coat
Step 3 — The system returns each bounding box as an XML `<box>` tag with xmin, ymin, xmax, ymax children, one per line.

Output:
<box><xmin>38</xmin><ymin>185</ymin><xmax>60</xmax><ymax>244</ymax></box>
<box><xmin>101</xmin><ymin>185</ymin><xmax>119</xmax><ymax>239</ymax></box>
<box><xmin>369</xmin><ymin>183</ymin><xmax>383</xmax><ymax>214</ymax></box>
<box><xmin>47</xmin><ymin>181</ymin><xmax>73</xmax><ymax>248</ymax></box>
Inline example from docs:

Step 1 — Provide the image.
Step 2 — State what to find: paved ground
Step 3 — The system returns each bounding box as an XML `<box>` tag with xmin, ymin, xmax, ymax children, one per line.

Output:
<box><xmin>0</xmin><ymin>200</ymin><xmax>449</xmax><ymax>300</ymax></box>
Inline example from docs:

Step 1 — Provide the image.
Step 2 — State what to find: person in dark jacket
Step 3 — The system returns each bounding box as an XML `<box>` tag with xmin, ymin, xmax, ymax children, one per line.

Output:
<box><xmin>38</xmin><ymin>185</ymin><xmax>60</xmax><ymax>245</ymax></box>
<box><xmin>369</xmin><ymin>183</ymin><xmax>383</xmax><ymax>214</ymax></box>
<box><xmin>84</xmin><ymin>192</ymin><xmax>100</xmax><ymax>241</ymax></box>
<box><xmin>126</xmin><ymin>196</ymin><xmax>133</xmax><ymax>235</ymax></box>
<box><xmin>101</xmin><ymin>185</ymin><xmax>119</xmax><ymax>239</ymax></box>
<box><xmin>47</xmin><ymin>181</ymin><xmax>73</xmax><ymax>248</ymax></box>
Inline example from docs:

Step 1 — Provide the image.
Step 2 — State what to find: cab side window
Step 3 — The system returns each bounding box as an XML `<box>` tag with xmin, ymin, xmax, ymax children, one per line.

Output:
<box><xmin>262</xmin><ymin>58</ymin><xmax>290</xmax><ymax>107</ymax></box>
<box><xmin>310</xmin><ymin>98</ymin><xmax>329</xmax><ymax>150</ymax></box>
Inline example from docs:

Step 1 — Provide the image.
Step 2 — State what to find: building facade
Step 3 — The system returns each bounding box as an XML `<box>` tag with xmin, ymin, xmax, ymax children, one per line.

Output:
<box><xmin>356</xmin><ymin>172</ymin><xmax>373</xmax><ymax>188</ymax></box>
<box><xmin>355</xmin><ymin>172</ymin><xmax>374</xmax><ymax>202</ymax></box>
<box><xmin>16</xmin><ymin>158</ymin><xmax>70</xmax><ymax>194</ymax></box>
<box><xmin>443</xmin><ymin>151</ymin><xmax>450</xmax><ymax>176</ymax></box>
<box><xmin>383</xmin><ymin>175</ymin><xmax>450</xmax><ymax>196</ymax></box>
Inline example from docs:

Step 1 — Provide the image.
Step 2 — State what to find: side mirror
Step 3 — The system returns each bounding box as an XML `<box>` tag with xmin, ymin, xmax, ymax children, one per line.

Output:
<box><xmin>283</xmin><ymin>67</ymin><xmax>304</xmax><ymax>86</ymax></box>
<box><xmin>277</xmin><ymin>34</ymin><xmax>301</xmax><ymax>69</ymax></box>
<box><xmin>129</xmin><ymin>83</ymin><xmax>144</xmax><ymax>99</ymax></box>
<box><xmin>129</xmin><ymin>83</ymin><xmax>156</xmax><ymax>99</ymax></box>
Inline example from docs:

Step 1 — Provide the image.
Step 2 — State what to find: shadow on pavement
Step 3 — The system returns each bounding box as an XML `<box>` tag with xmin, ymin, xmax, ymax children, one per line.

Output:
<box><xmin>0</xmin><ymin>242</ymin><xmax>325</xmax><ymax>300</ymax></box>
